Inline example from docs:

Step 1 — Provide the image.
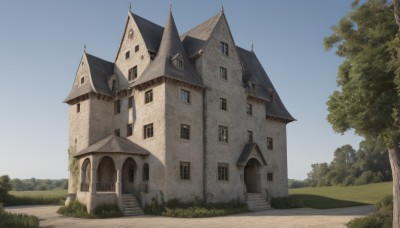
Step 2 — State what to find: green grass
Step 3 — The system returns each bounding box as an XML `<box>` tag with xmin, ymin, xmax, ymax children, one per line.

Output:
<box><xmin>289</xmin><ymin>182</ymin><xmax>392</xmax><ymax>209</ymax></box>
<box><xmin>5</xmin><ymin>189</ymin><xmax>67</xmax><ymax>206</ymax></box>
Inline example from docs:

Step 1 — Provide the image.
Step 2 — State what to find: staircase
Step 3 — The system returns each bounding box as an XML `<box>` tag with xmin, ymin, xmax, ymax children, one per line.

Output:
<box><xmin>122</xmin><ymin>194</ymin><xmax>144</xmax><ymax>216</ymax></box>
<box><xmin>246</xmin><ymin>193</ymin><xmax>271</xmax><ymax>211</ymax></box>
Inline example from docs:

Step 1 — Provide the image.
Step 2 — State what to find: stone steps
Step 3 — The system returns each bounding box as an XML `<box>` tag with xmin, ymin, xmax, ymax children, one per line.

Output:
<box><xmin>122</xmin><ymin>194</ymin><xmax>144</xmax><ymax>216</ymax></box>
<box><xmin>246</xmin><ymin>193</ymin><xmax>271</xmax><ymax>211</ymax></box>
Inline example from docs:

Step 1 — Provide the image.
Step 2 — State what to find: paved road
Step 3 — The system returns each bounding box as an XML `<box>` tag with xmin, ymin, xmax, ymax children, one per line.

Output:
<box><xmin>6</xmin><ymin>205</ymin><xmax>375</xmax><ymax>228</ymax></box>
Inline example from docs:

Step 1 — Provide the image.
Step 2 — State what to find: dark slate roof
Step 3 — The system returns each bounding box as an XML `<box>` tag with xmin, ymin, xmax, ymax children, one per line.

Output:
<box><xmin>236</xmin><ymin>47</ymin><xmax>295</xmax><ymax>122</ymax></box>
<box><xmin>130</xmin><ymin>12</ymin><xmax>164</xmax><ymax>53</ymax></box>
<box><xmin>64</xmin><ymin>53</ymin><xmax>114</xmax><ymax>102</ymax></box>
<box><xmin>181</xmin><ymin>11</ymin><xmax>223</xmax><ymax>58</ymax></box>
<box><xmin>75</xmin><ymin>135</ymin><xmax>149</xmax><ymax>157</ymax></box>
<box><xmin>237</xmin><ymin>142</ymin><xmax>267</xmax><ymax>167</ymax></box>
<box><xmin>134</xmin><ymin>11</ymin><xmax>204</xmax><ymax>88</ymax></box>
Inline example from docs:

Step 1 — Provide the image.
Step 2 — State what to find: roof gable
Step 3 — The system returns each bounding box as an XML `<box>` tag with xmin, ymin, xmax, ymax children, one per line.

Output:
<box><xmin>237</xmin><ymin>143</ymin><xmax>267</xmax><ymax>167</ymax></box>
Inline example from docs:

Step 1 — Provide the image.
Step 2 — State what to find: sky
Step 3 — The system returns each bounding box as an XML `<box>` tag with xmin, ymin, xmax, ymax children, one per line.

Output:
<box><xmin>0</xmin><ymin>1</ymin><xmax>363</xmax><ymax>180</ymax></box>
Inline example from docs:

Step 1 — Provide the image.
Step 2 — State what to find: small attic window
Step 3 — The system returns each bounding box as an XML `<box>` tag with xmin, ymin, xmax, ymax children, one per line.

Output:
<box><xmin>221</xmin><ymin>42</ymin><xmax>229</xmax><ymax>56</ymax></box>
<box><xmin>128</xmin><ymin>29</ymin><xmax>134</xmax><ymax>39</ymax></box>
<box><xmin>135</xmin><ymin>45</ymin><xmax>139</xmax><ymax>53</ymax></box>
<box><xmin>80</xmin><ymin>77</ymin><xmax>84</xmax><ymax>84</ymax></box>
<box><xmin>171</xmin><ymin>53</ymin><xmax>184</xmax><ymax>70</ymax></box>
<box><xmin>125</xmin><ymin>51</ymin><xmax>130</xmax><ymax>59</ymax></box>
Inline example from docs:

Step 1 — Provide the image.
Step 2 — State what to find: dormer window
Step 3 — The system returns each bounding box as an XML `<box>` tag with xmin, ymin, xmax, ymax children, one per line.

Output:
<box><xmin>171</xmin><ymin>53</ymin><xmax>184</xmax><ymax>70</ymax></box>
<box><xmin>128</xmin><ymin>66</ymin><xmax>137</xmax><ymax>81</ymax></box>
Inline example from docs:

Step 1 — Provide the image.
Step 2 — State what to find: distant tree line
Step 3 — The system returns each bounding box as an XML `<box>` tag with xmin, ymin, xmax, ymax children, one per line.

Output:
<box><xmin>289</xmin><ymin>139</ymin><xmax>392</xmax><ymax>188</ymax></box>
<box><xmin>10</xmin><ymin>178</ymin><xmax>68</xmax><ymax>191</ymax></box>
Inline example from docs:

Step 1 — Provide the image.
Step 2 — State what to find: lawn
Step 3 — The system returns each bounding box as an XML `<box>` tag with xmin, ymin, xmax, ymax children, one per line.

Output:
<box><xmin>289</xmin><ymin>182</ymin><xmax>392</xmax><ymax>209</ymax></box>
<box><xmin>5</xmin><ymin>189</ymin><xmax>68</xmax><ymax>206</ymax></box>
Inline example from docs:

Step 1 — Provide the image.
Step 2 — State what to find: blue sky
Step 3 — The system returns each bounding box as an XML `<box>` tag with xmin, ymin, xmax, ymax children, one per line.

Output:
<box><xmin>0</xmin><ymin>1</ymin><xmax>362</xmax><ymax>180</ymax></box>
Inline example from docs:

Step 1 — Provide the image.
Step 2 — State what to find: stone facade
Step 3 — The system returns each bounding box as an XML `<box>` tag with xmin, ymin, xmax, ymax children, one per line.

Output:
<box><xmin>64</xmin><ymin>8</ymin><xmax>294</xmax><ymax>213</ymax></box>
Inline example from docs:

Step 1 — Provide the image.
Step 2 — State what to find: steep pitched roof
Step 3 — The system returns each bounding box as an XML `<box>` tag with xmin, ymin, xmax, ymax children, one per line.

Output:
<box><xmin>134</xmin><ymin>11</ymin><xmax>204</xmax><ymax>88</ymax></box>
<box><xmin>181</xmin><ymin>11</ymin><xmax>223</xmax><ymax>58</ymax></box>
<box><xmin>74</xmin><ymin>135</ymin><xmax>149</xmax><ymax>157</ymax></box>
<box><xmin>64</xmin><ymin>52</ymin><xmax>114</xmax><ymax>103</ymax></box>
<box><xmin>236</xmin><ymin>47</ymin><xmax>295</xmax><ymax>123</ymax></box>
<box><xmin>237</xmin><ymin>142</ymin><xmax>267</xmax><ymax>167</ymax></box>
<box><xmin>130</xmin><ymin>12</ymin><xmax>164</xmax><ymax>53</ymax></box>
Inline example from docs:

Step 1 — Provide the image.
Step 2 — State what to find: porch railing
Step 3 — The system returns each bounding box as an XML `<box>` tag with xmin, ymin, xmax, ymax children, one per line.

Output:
<box><xmin>80</xmin><ymin>183</ymin><xmax>89</xmax><ymax>192</ymax></box>
<box><xmin>96</xmin><ymin>182</ymin><xmax>115</xmax><ymax>192</ymax></box>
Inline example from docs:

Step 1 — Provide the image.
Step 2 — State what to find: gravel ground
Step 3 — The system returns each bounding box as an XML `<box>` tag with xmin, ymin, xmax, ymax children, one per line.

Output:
<box><xmin>5</xmin><ymin>205</ymin><xmax>375</xmax><ymax>228</ymax></box>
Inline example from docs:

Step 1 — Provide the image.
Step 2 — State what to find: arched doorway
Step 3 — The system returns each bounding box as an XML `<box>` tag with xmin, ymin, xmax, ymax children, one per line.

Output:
<box><xmin>122</xmin><ymin>158</ymin><xmax>136</xmax><ymax>194</ymax></box>
<box><xmin>97</xmin><ymin>156</ymin><xmax>116</xmax><ymax>192</ymax></box>
<box><xmin>244</xmin><ymin>158</ymin><xmax>261</xmax><ymax>193</ymax></box>
<box><xmin>80</xmin><ymin>158</ymin><xmax>91</xmax><ymax>192</ymax></box>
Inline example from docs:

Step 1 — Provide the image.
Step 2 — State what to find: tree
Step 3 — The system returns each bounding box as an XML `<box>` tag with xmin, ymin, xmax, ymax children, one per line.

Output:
<box><xmin>0</xmin><ymin>175</ymin><xmax>12</xmax><ymax>203</ymax></box>
<box><xmin>306</xmin><ymin>163</ymin><xmax>330</xmax><ymax>187</ymax></box>
<box><xmin>328</xmin><ymin>145</ymin><xmax>356</xmax><ymax>185</ymax></box>
<box><xmin>324</xmin><ymin>0</ymin><xmax>400</xmax><ymax>226</ymax></box>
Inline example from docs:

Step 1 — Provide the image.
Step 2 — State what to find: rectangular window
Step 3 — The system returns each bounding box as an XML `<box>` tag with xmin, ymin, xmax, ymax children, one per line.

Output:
<box><xmin>267</xmin><ymin>173</ymin><xmax>273</xmax><ymax>181</ymax></box>
<box><xmin>77</xmin><ymin>103</ymin><xmax>80</xmax><ymax>113</ymax></box>
<box><xmin>128</xmin><ymin>66</ymin><xmax>138</xmax><ymax>81</ymax></box>
<box><xmin>145</xmin><ymin>89</ymin><xmax>153</xmax><ymax>104</ymax></box>
<box><xmin>267</xmin><ymin>137</ymin><xmax>273</xmax><ymax>150</ymax></box>
<box><xmin>180</xmin><ymin>162</ymin><xmax>190</xmax><ymax>180</ymax></box>
<box><xmin>144</xmin><ymin>123</ymin><xmax>153</xmax><ymax>139</ymax></box>
<box><xmin>135</xmin><ymin>45</ymin><xmax>139</xmax><ymax>52</ymax></box>
<box><xmin>128</xmin><ymin>96</ymin><xmax>133</xmax><ymax>109</ymax></box>
<box><xmin>177</xmin><ymin>59</ymin><xmax>183</xmax><ymax>69</ymax></box>
<box><xmin>80</xmin><ymin>77</ymin><xmax>84</xmax><ymax>84</ymax></box>
<box><xmin>246</xmin><ymin>103</ymin><xmax>252</xmax><ymax>115</ymax></box>
<box><xmin>220</xmin><ymin>98</ymin><xmax>227</xmax><ymax>111</ymax></box>
<box><xmin>127</xmin><ymin>124</ymin><xmax>133</xmax><ymax>137</ymax></box>
<box><xmin>114</xmin><ymin>129</ymin><xmax>120</xmax><ymax>137</ymax></box>
<box><xmin>218</xmin><ymin>125</ymin><xmax>228</xmax><ymax>142</ymax></box>
<box><xmin>221</xmin><ymin>42</ymin><xmax>229</xmax><ymax>56</ymax></box>
<box><xmin>114</xmin><ymin>100</ymin><xmax>120</xmax><ymax>115</ymax></box>
<box><xmin>125</xmin><ymin>51</ymin><xmax>130</xmax><ymax>59</ymax></box>
<box><xmin>218</xmin><ymin>163</ymin><xmax>229</xmax><ymax>181</ymax></box>
<box><xmin>180</xmin><ymin>89</ymin><xmax>190</xmax><ymax>103</ymax></box>
<box><xmin>180</xmin><ymin>124</ymin><xmax>190</xmax><ymax>140</ymax></box>
<box><xmin>219</xmin><ymin>67</ymin><xmax>227</xmax><ymax>80</ymax></box>
<box><xmin>247</xmin><ymin>130</ymin><xmax>253</xmax><ymax>142</ymax></box>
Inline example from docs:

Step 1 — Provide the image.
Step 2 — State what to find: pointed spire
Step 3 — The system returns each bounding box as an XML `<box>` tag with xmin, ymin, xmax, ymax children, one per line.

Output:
<box><xmin>83</xmin><ymin>44</ymin><xmax>86</xmax><ymax>53</ymax></box>
<box><xmin>129</xmin><ymin>1</ymin><xmax>131</xmax><ymax>11</ymax></box>
<box><xmin>221</xmin><ymin>3</ymin><xmax>224</xmax><ymax>12</ymax></box>
<box><xmin>169</xmin><ymin>2</ymin><xmax>172</xmax><ymax>12</ymax></box>
<box><xmin>251</xmin><ymin>41</ymin><xmax>254</xmax><ymax>52</ymax></box>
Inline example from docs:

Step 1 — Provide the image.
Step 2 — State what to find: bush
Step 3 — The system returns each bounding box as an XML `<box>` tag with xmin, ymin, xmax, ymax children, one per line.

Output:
<box><xmin>347</xmin><ymin>214</ymin><xmax>391</xmax><ymax>228</ymax></box>
<box><xmin>271</xmin><ymin>196</ymin><xmax>304</xmax><ymax>209</ymax></box>
<box><xmin>0</xmin><ymin>203</ymin><xmax>39</xmax><ymax>228</ymax></box>
<box><xmin>57</xmin><ymin>200</ymin><xmax>92</xmax><ymax>218</ymax></box>
<box><xmin>5</xmin><ymin>195</ymin><xmax>65</xmax><ymax>206</ymax></box>
<box><xmin>375</xmin><ymin>195</ymin><xmax>393</xmax><ymax>217</ymax></box>
<box><xmin>0</xmin><ymin>175</ymin><xmax>12</xmax><ymax>203</ymax></box>
<box><xmin>93</xmin><ymin>203</ymin><xmax>122</xmax><ymax>218</ymax></box>
<box><xmin>145</xmin><ymin>198</ymin><xmax>249</xmax><ymax>217</ymax></box>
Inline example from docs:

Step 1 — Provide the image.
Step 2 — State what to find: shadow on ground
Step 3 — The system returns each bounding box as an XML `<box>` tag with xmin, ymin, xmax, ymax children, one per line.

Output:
<box><xmin>291</xmin><ymin>194</ymin><xmax>368</xmax><ymax>209</ymax></box>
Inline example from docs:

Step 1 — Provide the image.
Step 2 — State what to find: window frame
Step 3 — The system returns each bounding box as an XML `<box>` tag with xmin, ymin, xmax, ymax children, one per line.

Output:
<box><xmin>246</xmin><ymin>103</ymin><xmax>253</xmax><ymax>115</ymax></box>
<box><xmin>114</xmin><ymin>100</ymin><xmax>121</xmax><ymax>115</ymax></box>
<box><xmin>143</xmin><ymin>123</ymin><xmax>154</xmax><ymax>139</ymax></box>
<box><xmin>125</xmin><ymin>51</ymin><xmax>130</xmax><ymax>59</ymax></box>
<box><xmin>220</xmin><ymin>98</ymin><xmax>227</xmax><ymax>111</ymax></box>
<box><xmin>267</xmin><ymin>137</ymin><xmax>273</xmax><ymax>150</ymax></box>
<box><xmin>267</xmin><ymin>172</ymin><xmax>273</xmax><ymax>181</ymax></box>
<box><xmin>80</xmin><ymin>77</ymin><xmax>85</xmax><ymax>84</ymax></box>
<box><xmin>218</xmin><ymin>125</ymin><xmax>228</xmax><ymax>143</ymax></box>
<box><xmin>219</xmin><ymin>66</ymin><xmax>227</xmax><ymax>80</ymax></box>
<box><xmin>179</xmin><ymin>162</ymin><xmax>190</xmax><ymax>180</ymax></box>
<box><xmin>247</xmin><ymin>130</ymin><xmax>253</xmax><ymax>142</ymax></box>
<box><xmin>218</xmin><ymin>163</ymin><xmax>229</xmax><ymax>181</ymax></box>
<box><xmin>135</xmin><ymin>45</ymin><xmax>139</xmax><ymax>53</ymax></box>
<box><xmin>76</xmin><ymin>103</ymin><xmax>80</xmax><ymax>113</ymax></box>
<box><xmin>220</xmin><ymin>42</ymin><xmax>229</xmax><ymax>56</ymax></box>
<box><xmin>180</xmin><ymin>89</ymin><xmax>190</xmax><ymax>103</ymax></box>
<box><xmin>128</xmin><ymin>66</ymin><xmax>138</xmax><ymax>81</ymax></box>
<box><xmin>127</xmin><ymin>124</ymin><xmax>133</xmax><ymax>137</ymax></box>
<box><xmin>180</xmin><ymin>124</ymin><xmax>190</xmax><ymax>140</ymax></box>
<box><xmin>128</xmin><ymin>96</ymin><xmax>133</xmax><ymax>109</ymax></box>
<box><xmin>144</xmin><ymin>89</ymin><xmax>153</xmax><ymax>104</ymax></box>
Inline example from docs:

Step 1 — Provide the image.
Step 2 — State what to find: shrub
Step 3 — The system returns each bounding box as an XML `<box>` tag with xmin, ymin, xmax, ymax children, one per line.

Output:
<box><xmin>5</xmin><ymin>195</ymin><xmax>65</xmax><ymax>206</ymax></box>
<box><xmin>0</xmin><ymin>207</ymin><xmax>39</xmax><ymax>228</ymax></box>
<box><xmin>271</xmin><ymin>196</ymin><xmax>304</xmax><ymax>209</ymax></box>
<box><xmin>347</xmin><ymin>214</ymin><xmax>391</xmax><ymax>228</ymax></box>
<box><xmin>93</xmin><ymin>203</ymin><xmax>122</xmax><ymax>218</ymax></box>
<box><xmin>375</xmin><ymin>195</ymin><xmax>393</xmax><ymax>217</ymax></box>
<box><xmin>57</xmin><ymin>200</ymin><xmax>92</xmax><ymax>218</ymax></box>
<box><xmin>0</xmin><ymin>175</ymin><xmax>12</xmax><ymax>203</ymax></box>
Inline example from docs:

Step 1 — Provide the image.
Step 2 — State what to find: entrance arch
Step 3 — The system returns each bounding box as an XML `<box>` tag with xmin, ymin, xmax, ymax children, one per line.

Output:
<box><xmin>122</xmin><ymin>158</ymin><xmax>137</xmax><ymax>194</ymax></box>
<box><xmin>97</xmin><ymin>156</ymin><xmax>116</xmax><ymax>192</ymax></box>
<box><xmin>244</xmin><ymin>158</ymin><xmax>261</xmax><ymax>193</ymax></box>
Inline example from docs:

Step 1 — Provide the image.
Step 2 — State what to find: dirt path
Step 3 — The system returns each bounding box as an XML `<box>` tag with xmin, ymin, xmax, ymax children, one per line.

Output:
<box><xmin>6</xmin><ymin>205</ymin><xmax>375</xmax><ymax>228</ymax></box>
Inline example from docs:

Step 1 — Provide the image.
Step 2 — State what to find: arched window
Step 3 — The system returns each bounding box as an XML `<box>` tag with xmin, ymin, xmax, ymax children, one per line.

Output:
<box><xmin>129</xmin><ymin>165</ymin><xmax>134</xmax><ymax>182</ymax></box>
<box><xmin>143</xmin><ymin>163</ymin><xmax>149</xmax><ymax>181</ymax></box>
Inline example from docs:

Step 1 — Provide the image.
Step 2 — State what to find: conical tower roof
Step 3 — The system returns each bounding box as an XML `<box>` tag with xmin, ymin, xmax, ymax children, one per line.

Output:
<box><xmin>134</xmin><ymin>10</ymin><xmax>203</xmax><ymax>88</ymax></box>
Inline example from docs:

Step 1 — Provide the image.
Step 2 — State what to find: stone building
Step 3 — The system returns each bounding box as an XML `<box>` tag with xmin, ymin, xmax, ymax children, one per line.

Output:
<box><xmin>64</xmin><ymin>7</ymin><xmax>294</xmax><ymax>215</ymax></box>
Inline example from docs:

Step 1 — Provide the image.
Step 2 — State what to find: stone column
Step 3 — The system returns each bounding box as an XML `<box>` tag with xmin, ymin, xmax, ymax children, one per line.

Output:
<box><xmin>88</xmin><ymin>157</ymin><xmax>97</xmax><ymax>213</ymax></box>
<box><xmin>116</xmin><ymin>168</ymin><xmax>123</xmax><ymax>211</ymax></box>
